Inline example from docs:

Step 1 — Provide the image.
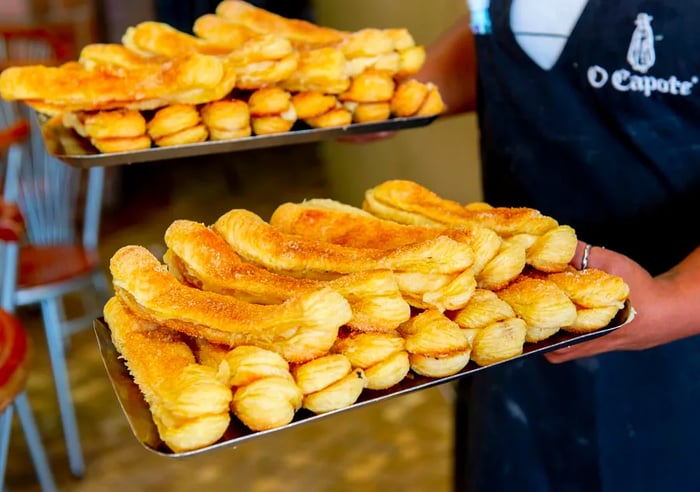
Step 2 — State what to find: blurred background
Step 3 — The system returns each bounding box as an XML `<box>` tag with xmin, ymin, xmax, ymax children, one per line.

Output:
<box><xmin>2</xmin><ymin>1</ymin><xmax>482</xmax><ymax>491</ymax></box>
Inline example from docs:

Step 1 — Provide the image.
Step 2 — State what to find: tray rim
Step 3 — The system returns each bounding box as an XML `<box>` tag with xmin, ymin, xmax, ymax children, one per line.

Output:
<box><xmin>44</xmin><ymin>115</ymin><xmax>439</xmax><ymax>168</ymax></box>
<box><xmin>94</xmin><ymin>300</ymin><xmax>635</xmax><ymax>458</ymax></box>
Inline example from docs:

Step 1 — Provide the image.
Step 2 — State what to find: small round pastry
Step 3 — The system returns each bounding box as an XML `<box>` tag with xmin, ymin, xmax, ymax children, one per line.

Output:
<box><xmin>476</xmin><ymin>240</ymin><xmax>527</xmax><ymax>291</ymax></box>
<box><xmin>466</xmin><ymin>317</ymin><xmax>527</xmax><ymax>366</ymax></box>
<box><xmin>332</xmin><ymin>331</ymin><xmax>406</xmax><ymax>369</ymax></box>
<box><xmin>345</xmin><ymin>52</ymin><xmax>401</xmax><ymax>78</ymax></box>
<box><xmin>224</xmin><ymin>345</ymin><xmax>292</xmax><ymax>387</ymax></box>
<box><xmin>147</xmin><ymin>104</ymin><xmax>201</xmax><ymax>140</ymax></box>
<box><xmin>362</xmin><ymin>350</ymin><xmax>410</xmax><ymax>390</ymax></box>
<box><xmin>90</xmin><ymin>134</ymin><xmax>152</xmax><ymax>153</ymax></box>
<box><xmin>291</xmin><ymin>91</ymin><xmax>338</xmax><ymax>120</ymax></box>
<box><xmin>416</xmin><ymin>84</ymin><xmax>447</xmax><ymax>116</ymax></box>
<box><xmin>292</xmin><ymin>354</ymin><xmax>352</xmax><ymax>395</ymax></box>
<box><xmin>248</xmin><ymin>87</ymin><xmax>293</xmax><ymax>117</ymax></box>
<box><xmin>563</xmin><ymin>305</ymin><xmax>621</xmax><ymax>334</ymax></box>
<box><xmin>390</xmin><ymin>79</ymin><xmax>429</xmax><ymax>118</ymax></box>
<box><xmin>397</xmin><ymin>45</ymin><xmax>427</xmax><ymax>78</ymax></box>
<box><xmin>409</xmin><ymin>350</ymin><xmax>471</xmax><ymax>378</ymax></box>
<box><xmin>339</xmin><ymin>70</ymin><xmax>396</xmax><ymax>103</ymax></box>
<box><xmin>201</xmin><ymin>99</ymin><xmax>250</xmax><ymax>132</ymax></box>
<box><xmin>351</xmin><ymin>102</ymin><xmax>391</xmax><ymax>123</ymax></box>
<box><xmin>525</xmin><ymin>225</ymin><xmax>578</xmax><ymax>272</ymax></box>
<box><xmin>304</xmin><ymin>107</ymin><xmax>352</xmax><ymax>129</ymax></box>
<box><xmin>547</xmin><ymin>268</ymin><xmax>630</xmax><ymax>309</ymax></box>
<box><xmin>385</xmin><ymin>28</ymin><xmax>416</xmax><ymax>50</ymax></box>
<box><xmin>83</xmin><ymin>109</ymin><xmax>147</xmax><ymax>139</ymax></box>
<box><xmin>302</xmin><ymin>369</ymin><xmax>367</xmax><ymax>414</ymax></box>
<box><xmin>453</xmin><ymin>288</ymin><xmax>516</xmax><ymax>330</ymax></box>
<box><xmin>341</xmin><ymin>28</ymin><xmax>396</xmax><ymax>58</ymax></box>
<box><xmin>231</xmin><ymin>376</ymin><xmax>303</xmax><ymax>431</ymax></box>
<box><xmin>154</xmin><ymin>123</ymin><xmax>208</xmax><ymax>147</ymax></box>
<box><xmin>251</xmin><ymin>115</ymin><xmax>296</xmax><ymax>135</ymax></box>
<box><xmin>208</xmin><ymin>126</ymin><xmax>252</xmax><ymax>141</ymax></box>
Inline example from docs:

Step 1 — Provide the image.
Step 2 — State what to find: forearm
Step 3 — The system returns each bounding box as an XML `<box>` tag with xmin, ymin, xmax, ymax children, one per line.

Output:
<box><xmin>415</xmin><ymin>14</ymin><xmax>478</xmax><ymax>116</ymax></box>
<box><xmin>655</xmin><ymin>245</ymin><xmax>700</xmax><ymax>341</ymax></box>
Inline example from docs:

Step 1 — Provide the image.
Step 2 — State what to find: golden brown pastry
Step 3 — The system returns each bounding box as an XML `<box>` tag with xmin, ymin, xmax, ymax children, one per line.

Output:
<box><xmin>339</xmin><ymin>70</ymin><xmax>396</xmax><ymax>103</ymax></box>
<box><xmin>496</xmin><ymin>276</ymin><xmax>578</xmax><ymax>342</ymax></box>
<box><xmin>345</xmin><ymin>52</ymin><xmax>401</xmax><ymax>78</ymax></box>
<box><xmin>0</xmin><ymin>53</ymin><xmax>237</xmax><ymax>113</ymax></box>
<box><xmin>291</xmin><ymin>91</ymin><xmax>338</xmax><ymax>120</ymax></box>
<box><xmin>363</xmin><ymin>180</ymin><xmax>559</xmax><ymax>236</ymax></box>
<box><xmin>78</xmin><ymin>43</ymin><xmax>169</xmax><ymax>71</ymax></box>
<box><xmin>269</xmin><ymin>199</ymin><xmax>501</xmax><ymax>276</ymax></box>
<box><xmin>227</xmin><ymin>36</ymin><xmax>299</xmax><ymax>90</ymax></box>
<box><xmin>215</xmin><ymin>0</ymin><xmax>348</xmax><ymax>48</ymax></box>
<box><xmin>292</xmin><ymin>354</ymin><xmax>367</xmax><ymax>413</ymax></box>
<box><xmin>475</xmin><ymin>239</ymin><xmax>527</xmax><ymax>290</ymax></box>
<box><xmin>147</xmin><ymin>104</ymin><xmax>202</xmax><ymax>140</ymax></box>
<box><xmin>104</xmin><ymin>297</ymin><xmax>232</xmax><ymax>453</ymax></box>
<box><xmin>109</xmin><ymin>245</ymin><xmax>352</xmax><ymax>363</ymax></box>
<box><xmin>248</xmin><ymin>87</ymin><xmax>293</xmax><ymax>116</ymax></box>
<box><xmin>90</xmin><ymin>135</ymin><xmax>152</xmax><ymax>153</ymax></box>
<box><xmin>200</xmin><ymin>99</ymin><xmax>251</xmax><ymax>136</ymax></box>
<box><xmin>416</xmin><ymin>83</ymin><xmax>447</xmax><ymax>116</ymax></box>
<box><xmin>208</xmin><ymin>127</ymin><xmax>252</xmax><ymax>140</ymax></box>
<box><xmin>462</xmin><ymin>317</ymin><xmax>527</xmax><ymax>366</ymax></box>
<box><xmin>304</xmin><ymin>107</ymin><xmax>352</xmax><ymax>129</ymax></box>
<box><xmin>390</xmin><ymin>79</ymin><xmax>430</xmax><ymax>118</ymax></box>
<box><xmin>331</xmin><ymin>331</ymin><xmax>410</xmax><ymax>390</ymax></box>
<box><xmin>82</xmin><ymin>109</ymin><xmax>147</xmax><ymax>139</ymax></box>
<box><xmin>193</xmin><ymin>14</ymin><xmax>257</xmax><ymax>50</ymax></box>
<box><xmin>546</xmin><ymin>268</ymin><xmax>630</xmax><ymax>309</ymax></box>
<box><xmin>163</xmin><ymin>219</ymin><xmax>411</xmax><ymax>332</ymax></box>
<box><xmin>397</xmin><ymin>45</ymin><xmax>427</xmax><ymax>78</ymax></box>
<box><xmin>348</xmin><ymin>102</ymin><xmax>392</xmax><ymax>123</ymax></box>
<box><xmin>122</xmin><ymin>21</ymin><xmax>235</xmax><ymax>58</ymax></box>
<box><xmin>509</xmin><ymin>225</ymin><xmax>578</xmax><ymax>272</ymax></box>
<box><xmin>452</xmin><ymin>288</ymin><xmax>516</xmax><ymax>330</ymax></box>
<box><xmin>397</xmin><ymin>309</ymin><xmax>471</xmax><ymax>377</ymax></box>
<box><xmin>154</xmin><ymin>124</ymin><xmax>209</xmax><ymax>147</ymax></box>
<box><xmin>251</xmin><ymin>115</ymin><xmax>296</xmax><ymax>135</ymax></box>
<box><xmin>213</xmin><ymin>208</ymin><xmax>474</xmax><ymax>279</ymax></box>
<box><xmin>279</xmin><ymin>47</ymin><xmax>350</xmax><ymax>94</ymax></box>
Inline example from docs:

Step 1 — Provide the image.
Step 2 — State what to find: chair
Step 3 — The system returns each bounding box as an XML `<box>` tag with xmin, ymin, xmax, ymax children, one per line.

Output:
<box><xmin>0</xmin><ymin>97</ymin><xmax>110</xmax><ymax>478</ymax></box>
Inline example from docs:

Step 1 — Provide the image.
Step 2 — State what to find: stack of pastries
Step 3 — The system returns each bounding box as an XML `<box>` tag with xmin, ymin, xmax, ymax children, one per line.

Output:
<box><xmin>0</xmin><ymin>1</ymin><xmax>446</xmax><ymax>154</ymax></box>
<box><xmin>104</xmin><ymin>179</ymin><xmax>630</xmax><ymax>453</ymax></box>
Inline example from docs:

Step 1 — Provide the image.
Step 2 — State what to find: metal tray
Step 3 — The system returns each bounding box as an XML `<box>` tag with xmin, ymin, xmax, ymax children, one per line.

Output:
<box><xmin>94</xmin><ymin>300</ymin><xmax>635</xmax><ymax>458</ymax></box>
<box><xmin>43</xmin><ymin>115</ymin><xmax>438</xmax><ymax>168</ymax></box>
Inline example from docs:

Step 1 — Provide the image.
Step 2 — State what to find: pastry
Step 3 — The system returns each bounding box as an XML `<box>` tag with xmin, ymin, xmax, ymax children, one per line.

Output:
<box><xmin>200</xmin><ymin>99</ymin><xmax>251</xmax><ymax>139</ymax></box>
<box><xmin>279</xmin><ymin>47</ymin><xmax>350</xmax><ymax>94</ymax></box>
<box><xmin>292</xmin><ymin>354</ymin><xmax>367</xmax><ymax>414</ymax></box>
<box><xmin>304</xmin><ymin>107</ymin><xmax>352</xmax><ymax>128</ymax></box>
<box><xmin>147</xmin><ymin>104</ymin><xmax>202</xmax><ymax>140</ymax></box>
<box><xmin>82</xmin><ymin>109</ymin><xmax>147</xmax><ymax>139</ymax></box>
<box><xmin>462</xmin><ymin>317</ymin><xmax>527</xmax><ymax>366</ymax></box>
<box><xmin>109</xmin><ymin>245</ymin><xmax>353</xmax><ymax>363</ymax></box>
<box><xmin>90</xmin><ymin>135</ymin><xmax>152</xmax><ymax>153</ymax></box>
<box><xmin>339</xmin><ymin>70</ymin><xmax>396</xmax><ymax>103</ymax></box>
<box><xmin>452</xmin><ymin>288</ymin><xmax>516</xmax><ymax>330</ymax></box>
<box><xmin>104</xmin><ymin>297</ymin><xmax>232</xmax><ymax>453</ymax></box>
<box><xmin>291</xmin><ymin>91</ymin><xmax>338</xmax><ymax>120</ymax></box>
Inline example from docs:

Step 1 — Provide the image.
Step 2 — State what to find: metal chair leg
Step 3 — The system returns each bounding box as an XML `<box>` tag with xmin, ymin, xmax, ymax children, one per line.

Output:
<box><xmin>14</xmin><ymin>392</ymin><xmax>57</xmax><ymax>492</ymax></box>
<box><xmin>41</xmin><ymin>297</ymin><xmax>85</xmax><ymax>478</ymax></box>
<box><xmin>0</xmin><ymin>406</ymin><xmax>13</xmax><ymax>490</ymax></box>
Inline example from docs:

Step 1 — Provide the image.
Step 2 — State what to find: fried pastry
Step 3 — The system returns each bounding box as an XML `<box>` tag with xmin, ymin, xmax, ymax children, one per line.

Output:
<box><xmin>452</xmin><ymin>288</ymin><xmax>516</xmax><ymax>330</ymax></box>
<box><xmin>147</xmin><ymin>104</ymin><xmax>202</xmax><ymax>140</ymax></box>
<box><xmin>279</xmin><ymin>47</ymin><xmax>350</xmax><ymax>94</ymax></box>
<box><xmin>339</xmin><ymin>70</ymin><xmax>396</xmax><ymax>103</ymax></box>
<box><xmin>109</xmin><ymin>245</ymin><xmax>352</xmax><ymax>363</ymax></box>
<box><xmin>292</xmin><ymin>354</ymin><xmax>367</xmax><ymax>414</ymax></box>
<box><xmin>82</xmin><ymin>109</ymin><xmax>147</xmax><ymax>139</ymax></box>
<box><xmin>363</xmin><ymin>180</ymin><xmax>559</xmax><ymax>236</ymax></box>
<box><xmin>200</xmin><ymin>99</ymin><xmax>251</xmax><ymax>139</ymax></box>
<box><xmin>347</xmin><ymin>102</ymin><xmax>391</xmax><ymax>123</ymax></box>
<box><xmin>123</xmin><ymin>21</ymin><xmax>234</xmax><ymax>58</ymax></box>
<box><xmin>213</xmin><ymin>208</ymin><xmax>474</xmax><ymax>279</ymax></box>
<box><xmin>331</xmin><ymin>331</ymin><xmax>410</xmax><ymax>390</ymax></box>
<box><xmin>476</xmin><ymin>239</ymin><xmax>527</xmax><ymax>290</ymax></box>
<box><xmin>397</xmin><ymin>309</ymin><xmax>471</xmax><ymax>377</ymax></box>
<box><xmin>193</xmin><ymin>14</ymin><xmax>257</xmax><ymax>50</ymax></box>
<box><xmin>79</xmin><ymin>43</ymin><xmax>169</xmax><ymax>71</ymax></box>
<box><xmin>215</xmin><ymin>0</ymin><xmax>347</xmax><ymax>48</ymax></box>
<box><xmin>304</xmin><ymin>107</ymin><xmax>352</xmax><ymax>129</ymax></box>
<box><xmin>462</xmin><ymin>317</ymin><xmax>527</xmax><ymax>366</ymax></box>
<box><xmin>397</xmin><ymin>45</ymin><xmax>427</xmax><ymax>78</ymax></box>
<box><xmin>91</xmin><ymin>135</ymin><xmax>152</xmax><ymax>153</ymax></box>
<box><xmin>154</xmin><ymin>124</ymin><xmax>208</xmax><ymax>147</ymax></box>
<box><xmin>345</xmin><ymin>52</ymin><xmax>401</xmax><ymax>78</ymax></box>
<box><xmin>251</xmin><ymin>114</ymin><xmax>296</xmax><ymax>135</ymax></box>
<box><xmin>291</xmin><ymin>91</ymin><xmax>338</xmax><ymax>119</ymax></box>
<box><xmin>104</xmin><ymin>297</ymin><xmax>232</xmax><ymax>453</ymax></box>
<box><xmin>509</xmin><ymin>225</ymin><xmax>578</xmax><ymax>272</ymax></box>
<box><xmin>232</xmin><ymin>376</ymin><xmax>303</xmax><ymax>431</ymax></box>
<box><xmin>546</xmin><ymin>268</ymin><xmax>630</xmax><ymax>309</ymax></box>
<box><xmin>340</xmin><ymin>29</ymin><xmax>396</xmax><ymax>59</ymax></box>
<box><xmin>496</xmin><ymin>276</ymin><xmax>578</xmax><ymax>342</ymax></box>
<box><xmin>209</xmin><ymin>127</ymin><xmax>252</xmax><ymax>140</ymax></box>
<box><xmin>163</xmin><ymin>219</ymin><xmax>410</xmax><ymax>332</ymax></box>
<box><xmin>416</xmin><ymin>83</ymin><xmax>447</xmax><ymax>116</ymax></box>
<box><xmin>390</xmin><ymin>79</ymin><xmax>430</xmax><ymax>118</ymax></box>
<box><xmin>248</xmin><ymin>87</ymin><xmax>293</xmax><ymax>116</ymax></box>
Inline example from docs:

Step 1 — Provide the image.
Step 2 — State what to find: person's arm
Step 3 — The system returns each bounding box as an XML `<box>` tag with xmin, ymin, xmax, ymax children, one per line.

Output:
<box><xmin>414</xmin><ymin>14</ymin><xmax>479</xmax><ymax>116</ymax></box>
<box><xmin>546</xmin><ymin>243</ymin><xmax>700</xmax><ymax>363</ymax></box>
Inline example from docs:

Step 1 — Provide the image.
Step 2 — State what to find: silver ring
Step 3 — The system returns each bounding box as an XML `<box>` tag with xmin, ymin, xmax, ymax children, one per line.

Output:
<box><xmin>580</xmin><ymin>243</ymin><xmax>593</xmax><ymax>270</ymax></box>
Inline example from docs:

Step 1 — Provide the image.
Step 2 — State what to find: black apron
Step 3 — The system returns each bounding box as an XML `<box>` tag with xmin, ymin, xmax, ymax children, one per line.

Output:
<box><xmin>457</xmin><ymin>1</ymin><xmax>700</xmax><ymax>491</ymax></box>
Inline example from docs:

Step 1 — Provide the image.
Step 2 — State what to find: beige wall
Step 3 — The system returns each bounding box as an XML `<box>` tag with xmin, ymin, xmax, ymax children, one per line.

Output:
<box><xmin>312</xmin><ymin>0</ymin><xmax>482</xmax><ymax>206</ymax></box>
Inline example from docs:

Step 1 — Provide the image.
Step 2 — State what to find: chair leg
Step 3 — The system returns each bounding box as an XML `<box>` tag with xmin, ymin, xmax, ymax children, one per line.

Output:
<box><xmin>41</xmin><ymin>298</ymin><xmax>85</xmax><ymax>478</ymax></box>
<box><xmin>14</xmin><ymin>392</ymin><xmax>57</xmax><ymax>492</ymax></box>
<box><xmin>0</xmin><ymin>405</ymin><xmax>13</xmax><ymax>490</ymax></box>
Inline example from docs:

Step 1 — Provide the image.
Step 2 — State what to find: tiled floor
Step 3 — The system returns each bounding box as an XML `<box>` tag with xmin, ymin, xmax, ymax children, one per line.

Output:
<box><xmin>5</xmin><ymin>144</ymin><xmax>456</xmax><ymax>492</ymax></box>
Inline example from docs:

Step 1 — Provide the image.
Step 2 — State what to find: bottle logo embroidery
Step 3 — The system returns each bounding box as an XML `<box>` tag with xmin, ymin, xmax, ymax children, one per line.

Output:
<box><xmin>626</xmin><ymin>13</ymin><xmax>655</xmax><ymax>73</ymax></box>
<box><xmin>587</xmin><ymin>13</ymin><xmax>698</xmax><ymax>97</ymax></box>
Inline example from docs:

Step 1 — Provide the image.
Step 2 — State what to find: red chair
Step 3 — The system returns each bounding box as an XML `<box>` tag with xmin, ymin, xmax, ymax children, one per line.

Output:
<box><xmin>0</xmin><ymin>200</ymin><xmax>56</xmax><ymax>492</ymax></box>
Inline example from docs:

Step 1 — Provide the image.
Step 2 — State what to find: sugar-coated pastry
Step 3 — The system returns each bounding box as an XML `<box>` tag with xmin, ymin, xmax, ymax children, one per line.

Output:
<box><xmin>109</xmin><ymin>245</ymin><xmax>352</xmax><ymax>363</ymax></box>
<box><xmin>452</xmin><ymin>288</ymin><xmax>516</xmax><ymax>330</ymax></box>
<box><xmin>122</xmin><ymin>21</ymin><xmax>234</xmax><ymax>58</ymax></box>
<box><xmin>301</xmin><ymin>369</ymin><xmax>367</xmax><ymax>414</ymax></box>
<box><xmin>90</xmin><ymin>135</ymin><xmax>152</xmax><ymax>153</ymax></box>
<box><xmin>82</xmin><ymin>109</ymin><xmax>147</xmax><ymax>139</ymax></box>
<box><xmin>340</xmin><ymin>28</ymin><xmax>396</xmax><ymax>58</ymax></box>
<box><xmin>476</xmin><ymin>240</ymin><xmax>527</xmax><ymax>291</ymax></box>
<box><xmin>251</xmin><ymin>115</ymin><xmax>295</xmax><ymax>135</ymax></box>
<box><xmin>147</xmin><ymin>104</ymin><xmax>201</xmax><ymax>140</ymax></box>
<box><xmin>397</xmin><ymin>45</ymin><xmax>427</xmax><ymax>77</ymax></box>
<box><xmin>247</xmin><ymin>87</ymin><xmax>292</xmax><ymax>116</ymax></box>
<box><xmin>280</xmin><ymin>47</ymin><xmax>350</xmax><ymax>95</ymax></box>
<box><xmin>79</xmin><ymin>43</ymin><xmax>169</xmax><ymax>71</ymax></box>
<box><xmin>345</xmin><ymin>52</ymin><xmax>401</xmax><ymax>78</ymax></box>
<box><xmin>192</xmin><ymin>14</ymin><xmax>256</xmax><ymax>50</ymax></box>
<box><xmin>349</xmin><ymin>102</ymin><xmax>391</xmax><ymax>123</ymax></box>
<box><xmin>339</xmin><ymin>70</ymin><xmax>396</xmax><ymax>103</ymax></box>
<box><xmin>291</xmin><ymin>91</ymin><xmax>338</xmax><ymax>120</ymax></box>
<box><xmin>104</xmin><ymin>297</ymin><xmax>232</xmax><ymax>453</ymax></box>
<box><xmin>563</xmin><ymin>305</ymin><xmax>621</xmax><ymax>334</ymax></box>
<box><xmin>154</xmin><ymin>124</ymin><xmax>209</xmax><ymax>147</ymax></box>
<box><xmin>304</xmin><ymin>107</ymin><xmax>352</xmax><ymax>129</ymax></box>
<box><xmin>390</xmin><ymin>79</ymin><xmax>430</xmax><ymax>118</ymax></box>
<box><xmin>546</xmin><ymin>268</ymin><xmax>630</xmax><ymax>309</ymax></box>
<box><xmin>462</xmin><ymin>317</ymin><xmax>527</xmax><ymax>366</ymax></box>
<box><xmin>523</xmin><ymin>225</ymin><xmax>578</xmax><ymax>272</ymax></box>
<box><xmin>232</xmin><ymin>52</ymin><xmax>299</xmax><ymax>90</ymax></box>
<box><xmin>408</xmin><ymin>351</ymin><xmax>471</xmax><ymax>378</ymax></box>
<box><xmin>496</xmin><ymin>276</ymin><xmax>578</xmax><ymax>342</ymax></box>
<box><xmin>223</xmin><ymin>345</ymin><xmax>292</xmax><ymax>387</ymax></box>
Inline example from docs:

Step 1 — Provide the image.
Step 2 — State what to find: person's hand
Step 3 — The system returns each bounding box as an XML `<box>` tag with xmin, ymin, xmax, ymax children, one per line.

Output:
<box><xmin>545</xmin><ymin>241</ymin><xmax>680</xmax><ymax>363</ymax></box>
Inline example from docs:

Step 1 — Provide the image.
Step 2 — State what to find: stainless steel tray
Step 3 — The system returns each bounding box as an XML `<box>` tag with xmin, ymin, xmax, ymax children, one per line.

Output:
<box><xmin>44</xmin><ymin>115</ymin><xmax>438</xmax><ymax>168</ymax></box>
<box><xmin>94</xmin><ymin>300</ymin><xmax>634</xmax><ymax>458</ymax></box>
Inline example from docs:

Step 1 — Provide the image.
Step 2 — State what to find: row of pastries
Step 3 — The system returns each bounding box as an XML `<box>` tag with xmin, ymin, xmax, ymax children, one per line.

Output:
<box><xmin>104</xmin><ymin>179</ymin><xmax>630</xmax><ymax>453</ymax></box>
<box><xmin>0</xmin><ymin>0</ymin><xmax>445</xmax><ymax>153</ymax></box>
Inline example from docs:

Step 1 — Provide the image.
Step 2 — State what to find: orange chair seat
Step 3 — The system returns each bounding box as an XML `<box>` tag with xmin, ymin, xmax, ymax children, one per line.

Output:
<box><xmin>18</xmin><ymin>245</ymin><xmax>100</xmax><ymax>290</ymax></box>
<box><xmin>0</xmin><ymin>309</ymin><xmax>29</xmax><ymax>412</ymax></box>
